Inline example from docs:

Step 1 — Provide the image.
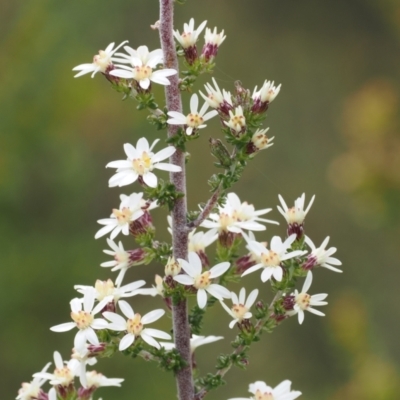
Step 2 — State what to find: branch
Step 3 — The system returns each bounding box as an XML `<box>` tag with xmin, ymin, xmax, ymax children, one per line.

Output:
<box><xmin>186</xmin><ymin>187</ymin><xmax>221</xmax><ymax>231</ymax></box>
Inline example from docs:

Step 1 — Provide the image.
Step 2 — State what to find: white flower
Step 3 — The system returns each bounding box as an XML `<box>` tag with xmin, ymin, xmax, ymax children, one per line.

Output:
<box><xmin>252</xmin><ymin>80</ymin><xmax>282</xmax><ymax>103</ymax></box>
<box><xmin>277</xmin><ymin>193</ymin><xmax>315</xmax><ymax>225</ymax></box>
<box><xmin>33</xmin><ymin>351</ymin><xmax>79</xmax><ymax>387</ymax></box>
<box><xmin>72</xmin><ymin>41</ymin><xmax>128</xmax><ymax>78</ymax></box>
<box><xmin>160</xmin><ymin>334</ymin><xmax>223</xmax><ymax>352</ymax></box>
<box><xmin>71</xmin><ymin>346</ymin><xmax>97</xmax><ymax>388</ymax></box>
<box><xmin>103</xmin><ymin>300</ymin><xmax>171</xmax><ymax>350</ymax></box>
<box><xmin>74</xmin><ymin>279</ymin><xmax>146</xmax><ymax>303</ymax></box>
<box><xmin>85</xmin><ymin>370</ymin><xmax>124</xmax><ymax>388</ymax></box>
<box><xmin>199</xmin><ymin>78</ymin><xmax>233</xmax><ymax>111</ymax></box>
<box><xmin>16</xmin><ymin>362</ymin><xmax>51</xmax><ymax>400</ymax></box>
<box><xmin>229</xmin><ymin>380</ymin><xmax>301</xmax><ymax>400</ymax></box>
<box><xmin>220</xmin><ymin>288</ymin><xmax>259</xmax><ymax>328</ymax></box>
<box><xmin>50</xmin><ymin>291</ymin><xmax>108</xmax><ymax>352</ymax></box>
<box><xmin>251</xmin><ymin>128</ymin><xmax>275</xmax><ymax>152</ymax></box>
<box><xmin>110</xmin><ymin>45</ymin><xmax>177</xmax><ymax>89</ymax></box>
<box><xmin>174</xmin><ymin>252</ymin><xmax>231</xmax><ymax>309</ymax></box>
<box><xmin>174</xmin><ymin>18</ymin><xmax>207</xmax><ymax>48</ymax></box>
<box><xmin>303</xmin><ymin>236</ymin><xmax>342</xmax><ymax>273</ymax></box>
<box><xmin>100</xmin><ymin>238</ymin><xmax>146</xmax><ymax>286</ymax></box>
<box><xmin>242</xmin><ymin>235</ymin><xmax>307</xmax><ymax>282</ymax></box>
<box><xmin>168</xmin><ymin>216</ymin><xmax>217</xmax><ymax>255</ymax></box>
<box><xmin>112</xmin><ymin>45</ymin><xmax>163</xmax><ymax>66</ymax></box>
<box><xmin>167</xmin><ymin>93</ymin><xmax>218</xmax><ymax>135</ymax></box>
<box><xmin>224</xmin><ymin>106</ymin><xmax>246</xmax><ymax>132</ymax></box>
<box><xmin>288</xmin><ymin>271</ymin><xmax>328</xmax><ymax>324</ymax></box>
<box><xmin>188</xmin><ymin>230</ymin><xmax>218</xmax><ymax>254</ymax></box>
<box><xmin>95</xmin><ymin>192</ymin><xmax>150</xmax><ymax>240</ymax></box>
<box><xmin>106</xmin><ymin>138</ymin><xmax>181</xmax><ymax>188</ymax></box>
<box><xmin>204</xmin><ymin>27</ymin><xmax>226</xmax><ymax>48</ymax></box>
<box><xmin>165</xmin><ymin>256</ymin><xmax>181</xmax><ymax>277</ymax></box>
<box><xmin>201</xmin><ymin>192</ymin><xmax>278</xmax><ymax>237</ymax></box>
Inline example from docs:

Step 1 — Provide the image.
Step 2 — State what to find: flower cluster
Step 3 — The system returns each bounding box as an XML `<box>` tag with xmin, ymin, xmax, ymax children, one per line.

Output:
<box><xmin>18</xmin><ymin>13</ymin><xmax>342</xmax><ymax>400</ymax></box>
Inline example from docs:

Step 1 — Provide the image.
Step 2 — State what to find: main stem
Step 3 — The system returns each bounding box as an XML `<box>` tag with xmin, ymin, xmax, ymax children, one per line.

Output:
<box><xmin>159</xmin><ymin>1</ymin><xmax>194</xmax><ymax>400</ymax></box>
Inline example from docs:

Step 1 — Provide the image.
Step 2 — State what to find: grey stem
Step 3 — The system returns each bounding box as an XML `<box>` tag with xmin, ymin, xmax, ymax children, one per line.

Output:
<box><xmin>159</xmin><ymin>1</ymin><xmax>194</xmax><ymax>400</ymax></box>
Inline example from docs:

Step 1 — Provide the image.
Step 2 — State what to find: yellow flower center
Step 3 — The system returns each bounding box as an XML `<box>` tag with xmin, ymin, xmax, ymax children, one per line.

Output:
<box><xmin>255</xmin><ymin>389</ymin><xmax>274</xmax><ymax>400</ymax></box>
<box><xmin>252</xmin><ymin>133</ymin><xmax>269</xmax><ymax>149</ymax></box>
<box><xmin>231</xmin><ymin>303</ymin><xmax>248</xmax><ymax>320</ymax></box>
<box><xmin>185</xmin><ymin>113</ymin><xmax>204</xmax><ymax>128</ymax></box>
<box><xmin>286</xmin><ymin>207</ymin><xmax>305</xmax><ymax>224</ymax></box>
<box><xmin>218</xmin><ymin>212</ymin><xmax>235</xmax><ymax>231</ymax></box>
<box><xmin>194</xmin><ymin>271</ymin><xmax>211</xmax><ymax>290</ymax></box>
<box><xmin>132</xmin><ymin>152</ymin><xmax>153</xmax><ymax>175</ymax></box>
<box><xmin>54</xmin><ymin>367</ymin><xmax>74</xmax><ymax>385</ymax></box>
<box><xmin>95</xmin><ymin>279</ymin><xmax>115</xmax><ymax>301</ymax></box>
<box><xmin>93</xmin><ymin>50</ymin><xmax>111</xmax><ymax>71</ymax></box>
<box><xmin>112</xmin><ymin>207</ymin><xmax>133</xmax><ymax>225</ymax></box>
<box><xmin>295</xmin><ymin>293</ymin><xmax>311</xmax><ymax>310</ymax></box>
<box><xmin>180</xmin><ymin>32</ymin><xmax>194</xmax><ymax>48</ymax></box>
<box><xmin>133</xmin><ymin>66</ymin><xmax>153</xmax><ymax>81</ymax></box>
<box><xmin>260</xmin><ymin>251</ymin><xmax>281</xmax><ymax>267</ymax></box>
<box><xmin>71</xmin><ymin>311</ymin><xmax>94</xmax><ymax>330</ymax></box>
<box><xmin>126</xmin><ymin>314</ymin><xmax>143</xmax><ymax>335</ymax></box>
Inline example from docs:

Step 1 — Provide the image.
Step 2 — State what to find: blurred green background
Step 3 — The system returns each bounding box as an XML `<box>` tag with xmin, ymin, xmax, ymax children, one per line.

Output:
<box><xmin>2</xmin><ymin>0</ymin><xmax>400</xmax><ymax>399</ymax></box>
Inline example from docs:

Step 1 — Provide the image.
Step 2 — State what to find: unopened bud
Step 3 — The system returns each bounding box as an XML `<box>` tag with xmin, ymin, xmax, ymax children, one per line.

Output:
<box><xmin>209</xmin><ymin>138</ymin><xmax>232</xmax><ymax>168</ymax></box>
<box><xmin>129</xmin><ymin>211</ymin><xmax>154</xmax><ymax>237</ymax></box>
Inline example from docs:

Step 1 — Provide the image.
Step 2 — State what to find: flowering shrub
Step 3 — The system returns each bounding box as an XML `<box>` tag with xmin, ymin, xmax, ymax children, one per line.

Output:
<box><xmin>17</xmin><ymin>2</ymin><xmax>342</xmax><ymax>400</ymax></box>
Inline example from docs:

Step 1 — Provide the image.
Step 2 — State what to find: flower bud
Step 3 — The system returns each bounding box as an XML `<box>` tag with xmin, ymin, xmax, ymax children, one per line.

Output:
<box><xmin>202</xmin><ymin>27</ymin><xmax>226</xmax><ymax>62</ymax></box>
<box><xmin>209</xmin><ymin>138</ymin><xmax>232</xmax><ymax>168</ymax></box>
<box><xmin>129</xmin><ymin>211</ymin><xmax>154</xmax><ymax>237</ymax></box>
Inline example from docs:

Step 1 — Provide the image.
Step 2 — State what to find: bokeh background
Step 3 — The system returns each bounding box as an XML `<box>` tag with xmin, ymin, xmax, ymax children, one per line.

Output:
<box><xmin>2</xmin><ymin>0</ymin><xmax>400</xmax><ymax>399</ymax></box>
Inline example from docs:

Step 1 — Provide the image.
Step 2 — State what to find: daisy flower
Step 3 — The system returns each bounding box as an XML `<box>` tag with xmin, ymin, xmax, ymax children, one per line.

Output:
<box><xmin>229</xmin><ymin>379</ymin><xmax>301</xmax><ymax>400</ymax></box>
<box><xmin>220</xmin><ymin>288</ymin><xmax>259</xmax><ymax>328</ymax></box>
<box><xmin>103</xmin><ymin>300</ymin><xmax>171</xmax><ymax>350</ymax></box>
<box><xmin>173</xmin><ymin>18</ymin><xmax>207</xmax><ymax>49</ymax></box>
<box><xmin>74</xmin><ymin>278</ymin><xmax>146</xmax><ymax>305</ymax></box>
<box><xmin>95</xmin><ymin>192</ymin><xmax>150</xmax><ymax>240</ymax></box>
<box><xmin>110</xmin><ymin>45</ymin><xmax>177</xmax><ymax>90</ymax></box>
<box><xmin>201</xmin><ymin>192</ymin><xmax>277</xmax><ymax>239</ymax></box>
<box><xmin>167</xmin><ymin>93</ymin><xmax>218</xmax><ymax>135</ymax></box>
<box><xmin>247</xmin><ymin>128</ymin><xmax>275</xmax><ymax>155</ymax></box>
<box><xmin>106</xmin><ymin>138</ymin><xmax>181</xmax><ymax>188</ymax></box>
<box><xmin>252</xmin><ymin>80</ymin><xmax>282</xmax><ymax>104</ymax></box>
<box><xmin>71</xmin><ymin>346</ymin><xmax>98</xmax><ymax>388</ymax></box>
<box><xmin>277</xmin><ymin>193</ymin><xmax>315</xmax><ymax>225</ymax></box>
<box><xmin>50</xmin><ymin>291</ymin><xmax>109</xmax><ymax>352</ymax></box>
<box><xmin>303</xmin><ymin>236</ymin><xmax>342</xmax><ymax>273</ymax></box>
<box><xmin>199</xmin><ymin>78</ymin><xmax>233</xmax><ymax>113</ymax></box>
<box><xmin>173</xmin><ymin>252</ymin><xmax>231</xmax><ymax>309</ymax></box>
<box><xmin>112</xmin><ymin>45</ymin><xmax>163</xmax><ymax>66</ymax></box>
<box><xmin>288</xmin><ymin>271</ymin><xmax>328</xmax><ymax>324</ymax></box>
<box><xmin>33</xmin><ymin>351</ymin><xmax>79</xmax><ymax>387</ymax></box>
<box><xmin>224</xmin><ymin>106</ymin><xmax>246</xmax><ymax>133</ymax></box>
<box><xmin>100</xmin><ymin>238</ymin><xmax>146</xmax><ymax>286</ymax></box>
<box><xmin>72</xmin><ymin>41</ymin><xmax>128</xmax><ymax>78</ymax></box>
<box><xmin>242</xmin><ymin>235</ymin><xmax>307</xmax><ymax>282</ymax></box>
<box><xmin>202</xmin><ymin>27</ymin><xmax>226</xmax><ymax>61</ymax></box>
<box><xmin>16</xmin><ymin>362</ymin><xmax>51</xmax><ymax>400</ymax></box>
